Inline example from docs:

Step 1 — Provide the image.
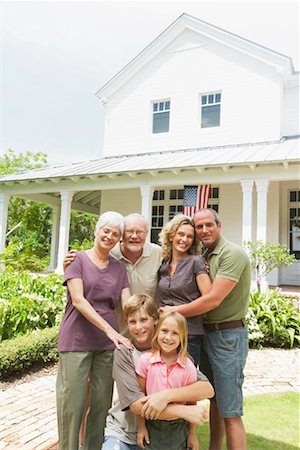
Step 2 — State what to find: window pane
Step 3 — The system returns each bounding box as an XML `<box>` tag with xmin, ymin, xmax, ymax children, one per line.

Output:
<box><xmin>169</xmin><ymin>205</ymin><xmax>176</xmax><ymax>213</ymax></box>
<box><xmin>170</xmin><ymin>189</ymin><xmax>176</xmax><ymax>199</ymax></box>
<box><xmin>152</xmin><ymin>206</ymin><xmax>157</xmax><ymax>215</ymax></box>
<box><xmin>177</xmin><ymin>205</ymin><xmax>182</xmax><ymax>213</ymax></box>
<box><xmin>152</xmin><ymin>217</ymin><xmax>157</xmax><ymax>227</ymax></box>
<box><xmin>178</xmin><ymin>189</ymin><xmax>184</xmax><ymax>199</ymax></box>
<box><xmin>290</xmin><ymin>191</ymin><xmax>296</xmax><ymax>202</ymax></box>
<box><xmin>212</xmin><ymin>187</ymin><xmax>219</xmax><ymax>198</ymax></box>
<box><xmin>153</xmin><ymin>112</ymin><xmax>170</xmax><ymax>133</ymax></box>
<box><xmin>202</xmin><ymin>95</ymin><xmax>207</xmax><ymax>105</ymax></box>
<box><xmin>158</xmin><ymin>217</ymin><xmax>163</xmax><ymax>227</ymax></box>
<box><xmin>165</xmin><ymin>101</ymin><xmax>170</xmax><ymax>110</ymax></box>
<box><xmin>153</xmin><ymin>103</ymin><xmax>158</xmax><ymax>112</ymax></box>
<box><xmin>153</xmin><ymin>190</ymin><xmax>158</xmax><ymax>200</ymax></box>
<box><xmin>159</xmin><ymin>102</ymin><xmax>164</xmax><ymax>111</ymax></box>
<box><xmin>159</xmin><ymin>190</ymin><xmax>165</xmax><ymax>200</ymax></box>
<box><xmin>159</xmin><ymin>206</ymin><xmax>164</xmax><ymax>215</ymax></box>
<box><xmin>201</xmin><ymin>105</ymin><xmax>220</xmax><ymax>128</ymax></box>
<box><xmin>208</xmin><ymin>94</ymin><xmax>214</xmax><ymax>104</ymax></box>
<box><xmin>298</xmin><ymin>191</ymin><xmax>300</xmax><ymax>202</ymax></box>
<box><xmin>215</xmin><ymin>93</ymin><xmax>221</xmax><ymax>103</ymax></box>
<box><xmin>290</xmin><ymin>208</ymin><xmax>296</xmax><ymax>219</ymax></box>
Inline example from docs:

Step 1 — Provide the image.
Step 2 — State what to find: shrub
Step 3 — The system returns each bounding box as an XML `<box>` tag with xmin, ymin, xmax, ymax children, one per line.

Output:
<box><xmin>0</xmin><ymin>268</ymin><xmax>65</xmax><ymax>341</ymax></box>
<box><xmin>0</xmin><ymin>326</ymin><xmax>58</xmax><ymax>378</ymax></box>
<box><xmin>247</xmin><ymin>289</ymin><xmax>300</xmax><ymax>348</ymax></box>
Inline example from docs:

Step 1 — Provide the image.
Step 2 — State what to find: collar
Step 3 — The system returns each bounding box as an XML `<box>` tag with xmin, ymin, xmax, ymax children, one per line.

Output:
<box><xmin>149</xmin><ymin>350</ymin><xmax>186</xmax><ymax>368</ymax></box>
<box><xmin>203</xmin><ymin>237</ymin><xmax>227</xmax><ymax>258</ymax></box>
<box><xmin>112</xmin><ymin>242</ymin><xmax>152</xmax><ymax>261</ymax></box>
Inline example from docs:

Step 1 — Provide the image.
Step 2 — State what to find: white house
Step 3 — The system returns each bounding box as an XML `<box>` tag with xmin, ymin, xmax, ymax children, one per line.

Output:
<box><xmin>0</xmin><ymin>14</ymin><xmax>299</xmax><ymax>284</ymax></box>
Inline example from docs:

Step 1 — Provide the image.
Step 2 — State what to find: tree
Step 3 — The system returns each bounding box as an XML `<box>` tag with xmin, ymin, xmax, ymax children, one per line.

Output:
<box><xmin>0</xmin><ymin>149</ymin><xmax>48</xmax><ymax>175</ymax></box>
<box><xmin>244</xmin><ymin>241</ymin><xmax>296</xmax><ymax>292</ymax></box>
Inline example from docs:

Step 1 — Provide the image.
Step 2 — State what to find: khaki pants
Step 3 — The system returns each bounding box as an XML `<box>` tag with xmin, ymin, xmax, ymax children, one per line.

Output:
<box><xmin>56</xmin><ymin>350</ymin><xmax>114</xmax><ymax>450</ymax></box>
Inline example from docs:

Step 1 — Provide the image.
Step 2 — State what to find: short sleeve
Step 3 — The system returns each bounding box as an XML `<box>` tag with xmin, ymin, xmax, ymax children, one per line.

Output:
<box><xmin>193</xmin><ymin>255</ymin><xmax>208</xmax><ymax>276</ymax></box>
<box><xmin>217</xmin><ymin>247</ymin><xmax>249</xmax><ymax>282</ymax></box>
<box><xmin>63</xmin><ymin>252</ymin><xmax>83</xmax><ymax>286</ymax></box>
<box><xmin>113</xmin><ymin>346</ymin><xmax>144</xmax><ymax>411</ymax></box>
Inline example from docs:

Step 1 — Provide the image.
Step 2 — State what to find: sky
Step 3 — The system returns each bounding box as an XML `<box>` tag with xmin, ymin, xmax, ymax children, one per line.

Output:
<box><xmin>1</xmin><ymin>0</ymin><xmax>299</xmax><ymax>165</ymax></box>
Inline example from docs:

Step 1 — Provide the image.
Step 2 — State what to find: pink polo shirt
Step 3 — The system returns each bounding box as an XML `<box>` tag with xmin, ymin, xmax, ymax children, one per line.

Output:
<box><xmin>135</xmin><ymin>350</ymin><xmax>197</xmax><ymax>400</ymax></box>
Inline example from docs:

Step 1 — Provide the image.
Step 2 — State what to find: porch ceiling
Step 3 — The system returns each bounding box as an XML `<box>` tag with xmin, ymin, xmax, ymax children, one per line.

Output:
<box><xmin>0</xmin><ymin>136</ymin><xmax>299</xmax><ymax>186</ymax></box>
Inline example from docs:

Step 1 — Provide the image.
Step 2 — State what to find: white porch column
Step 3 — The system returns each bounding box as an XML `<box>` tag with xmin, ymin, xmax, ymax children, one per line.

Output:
<box><xmin>55</xmin><ymin>190</ymin><xmax>74</xmax><ymax>274</ymax></box>
<box><xmin>0</xmin><ymin>193</ymin><xmax>10</xmax><ymax>254</ymax></box>
<box><xmin>140</xmin><ymin>185</ymin><xmax>153</xmax><ymax>242</ymax></box>
<box><xmin>240</xmin><ymin>179</ymin><xmax>254</xmax><ymax>244</ymax></box>
<box><xmin>48</xmin><ymin>205</ymin><xmax>60</xmax><ymax>272</ymax></box>
<box><xmin>255</xmin><ymin>179</ymin><xmax>269</xmax><ymax>242</ymax></box>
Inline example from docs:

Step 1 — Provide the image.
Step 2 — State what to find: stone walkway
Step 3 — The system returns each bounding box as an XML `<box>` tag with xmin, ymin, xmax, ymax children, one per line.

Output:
<box><xmin>0</xmin><ymin>349</ymin><xmax>299</xmax><ymax>450</ymax></box>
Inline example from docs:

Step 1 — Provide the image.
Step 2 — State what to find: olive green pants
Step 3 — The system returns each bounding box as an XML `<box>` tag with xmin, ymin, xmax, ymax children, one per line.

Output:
<box><xmin>145</xmin><ymin>419</ymin><xmax>189</xmax><ymax>450</ymax></box>
<box><xmin>56</xmin><ymin>350</ymin><xmax>114</xmax><ymax>450</ymax></box>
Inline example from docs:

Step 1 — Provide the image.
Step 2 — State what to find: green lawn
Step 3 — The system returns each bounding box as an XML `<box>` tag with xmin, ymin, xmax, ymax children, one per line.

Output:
<box><xmin>197</xmin><ymin>392</ymin><xmax>300</xmax><ymax>449</ymax></box>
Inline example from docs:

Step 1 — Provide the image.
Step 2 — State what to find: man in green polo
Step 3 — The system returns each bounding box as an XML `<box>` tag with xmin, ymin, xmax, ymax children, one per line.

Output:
<box><xmin>161</xmin><ymin>208</ymin><xmax>251</xmax><ymax>450</ymax></box>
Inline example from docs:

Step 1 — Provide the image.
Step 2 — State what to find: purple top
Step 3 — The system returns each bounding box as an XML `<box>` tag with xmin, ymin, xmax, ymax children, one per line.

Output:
<box><xmin>158</xmin><ymin>255</ymin><xmax>207</xmax><ymax>337</ymax></box>
<box><xmin>58</xmin><ymin>251</ymin><xmax>129</xmax><ymax>352</ymax></box>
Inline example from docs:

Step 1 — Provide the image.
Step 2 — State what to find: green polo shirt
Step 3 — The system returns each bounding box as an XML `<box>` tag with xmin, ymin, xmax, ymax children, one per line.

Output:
<box><xmin>203</xmin><ymin>237</ymin><xmax>251</xmax><ymax>324</ymax></box>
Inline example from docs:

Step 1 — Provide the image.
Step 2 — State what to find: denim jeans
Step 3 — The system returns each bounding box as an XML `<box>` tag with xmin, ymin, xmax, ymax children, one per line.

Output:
<box><xmin>102</xmin><ymin>435</ymin><xmax>139</xmax><ymax>450</ymax></box>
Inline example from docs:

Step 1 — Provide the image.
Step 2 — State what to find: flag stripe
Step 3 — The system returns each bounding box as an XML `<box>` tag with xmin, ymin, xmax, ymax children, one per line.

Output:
<box><xmin>182</xmin><ymin>185</ymin><xmax>211</xmax><ymax>217</ymax></box>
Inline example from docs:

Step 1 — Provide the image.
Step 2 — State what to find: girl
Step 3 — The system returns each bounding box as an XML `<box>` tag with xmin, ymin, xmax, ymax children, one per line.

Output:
<box><xmin>135</xmin><ymin>311</ymin><xmax>199</xmax><ymax>450</ymax></box>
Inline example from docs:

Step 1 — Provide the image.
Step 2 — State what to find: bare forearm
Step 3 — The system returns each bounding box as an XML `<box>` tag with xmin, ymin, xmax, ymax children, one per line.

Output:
<box><xmin>160</xmin><ymin>381</ymin><xmax>214</xmax><ymax>403</ymax></box>
<box><xmin>176</xmin><ymin>293</ymin><xmax>220</xmax><ymax>317</ymax></box>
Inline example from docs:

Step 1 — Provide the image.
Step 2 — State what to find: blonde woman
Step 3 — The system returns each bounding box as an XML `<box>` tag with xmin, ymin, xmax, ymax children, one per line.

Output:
<box><xmin>158</xmin><ymin>214</ymin><xmax>211</xmax><ymax>367</ymax></box>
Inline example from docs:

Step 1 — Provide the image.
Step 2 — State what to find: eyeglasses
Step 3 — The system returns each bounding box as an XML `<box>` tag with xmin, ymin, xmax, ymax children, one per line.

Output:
<box><xmin>125</xmin><ymin>230</ymin><xmax>146</xmax><ymax>237</ymax></box>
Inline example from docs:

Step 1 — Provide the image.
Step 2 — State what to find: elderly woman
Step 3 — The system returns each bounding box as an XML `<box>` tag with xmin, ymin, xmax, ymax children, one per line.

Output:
<box><xmin>56</xmin><ymin>211</ymin><xmax>131</xmax><ymax>450</ymax></box>
<box><xmin>158</xmin><ymin>214</ymin><xmax>211</xmax><ymax>367</ymax></box>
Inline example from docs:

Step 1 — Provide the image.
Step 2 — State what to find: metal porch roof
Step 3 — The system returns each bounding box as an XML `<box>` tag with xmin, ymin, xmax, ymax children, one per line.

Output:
<box><xmin>0</xmin><ymin>137</ymin><xmax>299</xmax><ymax>184</ymax></box>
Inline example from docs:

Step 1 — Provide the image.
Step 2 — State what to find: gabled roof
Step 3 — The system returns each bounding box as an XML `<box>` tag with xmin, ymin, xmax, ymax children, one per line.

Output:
<box><xmin>96</xmin><ymin>13</ymin><xmax>297</xmax><ymax>102</ymax></box>
<box><xmin>0</xmin><ymin>137</ymin><xmax>299</xmax><ymax>185</ymax></box>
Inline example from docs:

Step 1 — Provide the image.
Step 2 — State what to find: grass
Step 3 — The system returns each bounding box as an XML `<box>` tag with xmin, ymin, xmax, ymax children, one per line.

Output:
<box><xmin>197</xmin><ymin>392</ymin><xmax>300</xmax><ymax>449</ymax></box>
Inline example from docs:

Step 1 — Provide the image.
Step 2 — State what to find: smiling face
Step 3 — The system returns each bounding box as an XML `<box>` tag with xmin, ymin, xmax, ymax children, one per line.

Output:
<box><xmin>94</xmin><ymin>225</ymin><xmax>121</xmax><ymax>253</ymax></box>
<box><xmin>171</xmin><ymin>223</ymin><xmax>195</xmax><ymax>256</ymax></box>
<box><xmin>157</xmin><ymin>316</ymin><xmax>181</xmax><ymax>358</ymax></box>
<box><xmin>126</xmin><ymin>307</ymin><xmax>156</xmax><ymax>349</ymax></box>
<box><xmin>194</xmin><ymin>210</ymin><xmax>222</xmax><ymax>252</ymax></box>
<box><xmin>122</xmin><ymin>216</ymin><xmax>148</xmax><ymax>254</ymax></box>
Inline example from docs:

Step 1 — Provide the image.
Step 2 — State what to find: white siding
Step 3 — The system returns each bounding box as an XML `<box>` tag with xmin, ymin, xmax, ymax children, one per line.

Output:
<box><xmin>103</xmin><ymin>34</ymin><xmax>282</xmax><ymax>157</ymax></box>
<box><xmin>219</xmin><ymin>183</ymin><xmax>243</xmax><ymax>244</ymax></box>
<box><xmin>100</xmin><ymin>189</ymin><xmax>141</xmax><ymax>215</ymax></box>
<box><xmin>283</xmin><ymin>85</ymin><xmax>300</xmax><ymax>136</ymax></box>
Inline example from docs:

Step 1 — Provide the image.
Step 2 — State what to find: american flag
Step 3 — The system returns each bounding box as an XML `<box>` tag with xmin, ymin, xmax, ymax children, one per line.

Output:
<box><xmin>182</xmin><ymin>185</ymin><xmax>211</xmax><ymax>217</ymax></box>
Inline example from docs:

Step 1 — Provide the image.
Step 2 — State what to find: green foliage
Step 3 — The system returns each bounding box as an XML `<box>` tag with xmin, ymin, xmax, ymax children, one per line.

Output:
<box><xmin>0</xmin><ymin>148</ymin><xmax>48</xmax><ymax>175</ymax></box>
<box><xmin>247</xmin><ymin>289</ymin><xmax>300</xmax><ymax>348</ymax></box>
<box><xmin>0</xmin><ymin>326</ymin><xmax>58</xmax><ymax>378</ymax></box>
<box><xmin>0</xmin><ymin>268</ymin><xmax>65</xmax><ymax>341</ymax></box>
<box><xmin>244</xmin><ymin>241</ymin><xmax>296</xmax><ymax>291</ymax></box>
<box><xmin>1</xmin><ymin>149</ymin><xmax>97</xmax><ymax>271</ymax></box>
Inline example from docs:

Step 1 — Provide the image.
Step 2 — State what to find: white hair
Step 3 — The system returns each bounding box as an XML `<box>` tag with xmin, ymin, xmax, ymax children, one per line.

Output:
<box><xmin>95</xmin><ymin>211</ymin><xmax>124</xmax><ymax>235</ymax></box>
<box><xmin>124</xmin><ymin>213</ymin><xmax>149</xmax><ymax>232</ymax></box>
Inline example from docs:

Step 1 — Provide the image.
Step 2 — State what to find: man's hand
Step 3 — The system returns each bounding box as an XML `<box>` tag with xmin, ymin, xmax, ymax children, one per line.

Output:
<box><xmin>63</xmin><ymin>249</ymin><xmax>78</xmax><ymax>272</ymax></box>
<box><xmin>158</xmin><ymin>305</ymin><xmax>176</xmax><ymax>316</ymax></box>
<box><xmin>140</xmin><ymin>391</ymin><xmax>170</xmax><ymax>420</ymax></box>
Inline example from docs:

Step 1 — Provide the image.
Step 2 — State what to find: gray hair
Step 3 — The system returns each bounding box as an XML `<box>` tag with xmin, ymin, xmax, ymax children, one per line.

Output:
<box><xmin>194</xmin><ymin>208</ymin><xmax>221</xmax><ymax>225</ymax></box>
<box><xmin>95</xmin><ymin>211</ymin><xmax>124</xmax><ymax>235</ymax></box>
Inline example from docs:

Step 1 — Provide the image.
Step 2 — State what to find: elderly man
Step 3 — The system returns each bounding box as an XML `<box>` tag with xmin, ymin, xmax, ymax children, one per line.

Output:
<box><xmin>161</xmin><ymin>208</ymin><xmax>251</xmax><ymax>450</ymax></box>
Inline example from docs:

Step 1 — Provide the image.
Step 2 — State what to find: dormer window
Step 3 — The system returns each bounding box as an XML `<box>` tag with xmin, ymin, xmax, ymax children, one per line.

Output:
<box><xmin>152</xmin><ymin>99</ymin><xmax>170</xmax><ymax>133</ymax></box>
<box><xmin>201</xmin><ymin>92</ymin><xmax>221</xmax><ymax>128</ymax></box>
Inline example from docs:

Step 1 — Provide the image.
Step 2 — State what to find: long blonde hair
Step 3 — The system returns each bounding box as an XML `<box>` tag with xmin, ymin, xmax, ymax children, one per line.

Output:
<box><xmin>159</xmin><ymin>214</ymin><xmax>200</xmax><ymax>260</ymax></box>
<box><xmin>151</xmin><ymin>311</ymin><xmax>189</xmax><ymax>358</ymax></box>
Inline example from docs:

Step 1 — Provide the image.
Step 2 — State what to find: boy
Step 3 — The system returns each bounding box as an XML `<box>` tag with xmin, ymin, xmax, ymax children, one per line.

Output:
<box><xmin>103</xmin><ymin>294</ymin><xmax>214</xmax><ymax>449</ymax></box>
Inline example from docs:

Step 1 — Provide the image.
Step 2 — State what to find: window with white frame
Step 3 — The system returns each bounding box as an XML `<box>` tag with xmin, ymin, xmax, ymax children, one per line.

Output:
<box><xmin>200</xmin><ymin>92</ymin><xmax>221</xmax><ymax>128</ymax></box>
<box><xmin>152</xmin><ymin>100</ymin><xmax>170</xmax><ymax>133</ymax></box>
<box><xmin>288</xmin><ymin>190</ymin><xmax>300</xmax><ymax>260</ymax></box>
<box><xmin>151</xmin><ymin>187</ymin><xmax>219</xmax><ymax>244</ymax></box>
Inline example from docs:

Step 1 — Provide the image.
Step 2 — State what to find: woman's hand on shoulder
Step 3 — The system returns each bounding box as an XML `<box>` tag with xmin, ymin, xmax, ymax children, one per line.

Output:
<box><xmin>104</xmin><ymin>326</ymin><xmax>132</xmax><ymax>349</ymax></box>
